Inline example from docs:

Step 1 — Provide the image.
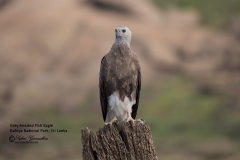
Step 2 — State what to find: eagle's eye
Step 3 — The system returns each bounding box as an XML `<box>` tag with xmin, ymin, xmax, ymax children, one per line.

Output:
<box><xmin>122</xmin><ymin>29</ymin><xmax>126</xmax><ymax>33</ymax></box>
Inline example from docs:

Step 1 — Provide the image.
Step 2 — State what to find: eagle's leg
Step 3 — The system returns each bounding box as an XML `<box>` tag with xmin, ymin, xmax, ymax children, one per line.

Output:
<box><xmin>125</xmin><ymin>112</ymin><xmax>134</xmax><ymax>122</ymax></box>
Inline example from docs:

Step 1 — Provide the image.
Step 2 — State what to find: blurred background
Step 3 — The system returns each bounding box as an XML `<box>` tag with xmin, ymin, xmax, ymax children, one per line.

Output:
<box><xmin>0</xmin><ymin>0</ymin><xmax>240</xmax><ymax>159</ymax></box>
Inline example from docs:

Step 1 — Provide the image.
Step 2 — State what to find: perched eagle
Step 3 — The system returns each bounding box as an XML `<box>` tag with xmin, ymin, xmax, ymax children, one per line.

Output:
<box><xmin>99</xmin><ymin>26</ymin><xmax>141</xmax><ymax>125</ymax></box>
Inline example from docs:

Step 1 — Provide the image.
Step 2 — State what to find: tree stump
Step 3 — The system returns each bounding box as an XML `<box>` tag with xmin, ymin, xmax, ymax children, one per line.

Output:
<box><xmin>81</xmin><ymin>121</ymin><xmax>158</xmax><ymax>160</ymax></box>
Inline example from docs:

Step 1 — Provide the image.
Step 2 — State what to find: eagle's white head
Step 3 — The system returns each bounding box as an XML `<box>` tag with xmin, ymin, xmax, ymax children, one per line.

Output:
<box><xmin>114</xmin><ymin>25</ymin><xmax>132</xmax><ymax>47</ymax></box>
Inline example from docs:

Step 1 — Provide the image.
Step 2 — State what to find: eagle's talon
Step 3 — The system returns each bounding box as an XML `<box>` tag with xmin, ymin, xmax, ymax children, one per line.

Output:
<box><xmin>140</xmin><ymin>118</ymin><xmax>145</xmax><ymax>124</ymax></box>
<box><xmin>104</xmin><ymin>119</ymin><xmax>117</xmax><ymax>126</ymax></box>
<box><xmin>136</xmin><ymin>118</ymin><xmax>145</xmax><ymax>124</ymax></box>
<box><xmin>104</xmin><ymin>123</ymin><xmax>114</xmax><ymax>127</ymax></box>
<box><xmin>104</xmin><ymin>123</ymin><xmax>109</xmax><ymax>126</ymax></box>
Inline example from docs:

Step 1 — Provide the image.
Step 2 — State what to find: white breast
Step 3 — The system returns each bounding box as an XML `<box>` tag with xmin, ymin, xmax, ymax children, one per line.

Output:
<box><xmin>107</xmin><ymin>91</ymin><xmax>136</xmax><ymax>122</ymax></box>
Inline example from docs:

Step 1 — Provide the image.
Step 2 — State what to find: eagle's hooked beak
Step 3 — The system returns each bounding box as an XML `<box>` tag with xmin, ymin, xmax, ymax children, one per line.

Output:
<box><xmin>115</xmin><ymin>29</ymin><xmax>121</xmax><ymax>38</ymax></box>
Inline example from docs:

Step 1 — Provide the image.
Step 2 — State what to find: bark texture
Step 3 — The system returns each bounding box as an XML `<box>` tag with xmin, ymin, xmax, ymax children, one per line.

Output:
<box><xmin>81</xmin><ymin>121</ymin><xmax>158</xmax><ymax>160</ymax></box>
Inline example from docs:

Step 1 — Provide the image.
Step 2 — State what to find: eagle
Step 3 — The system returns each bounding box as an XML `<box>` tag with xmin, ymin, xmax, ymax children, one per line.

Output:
<box><xmin>99</xmin><ymin>26</ymin><xmax>141</xmax><ymax>125</ymax></box>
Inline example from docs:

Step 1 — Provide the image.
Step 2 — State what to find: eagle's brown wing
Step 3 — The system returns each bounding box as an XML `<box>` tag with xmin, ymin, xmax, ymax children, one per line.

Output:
<box><xmin>131</xmin><ymin>70</ymin><xmax>141</xmax><ymax>119</ymax></box>
<box><xmin>99</xmin><ymin>56</ymin><xmax>108</xmax><ymax>121</ymax></box>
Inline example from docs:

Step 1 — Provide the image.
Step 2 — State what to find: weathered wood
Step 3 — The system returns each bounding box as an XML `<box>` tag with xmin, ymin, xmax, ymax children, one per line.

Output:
<box><xmin>81</xmin><ymin>121</ymin><xmax>158</xmax><ymax>160</ymax></box>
